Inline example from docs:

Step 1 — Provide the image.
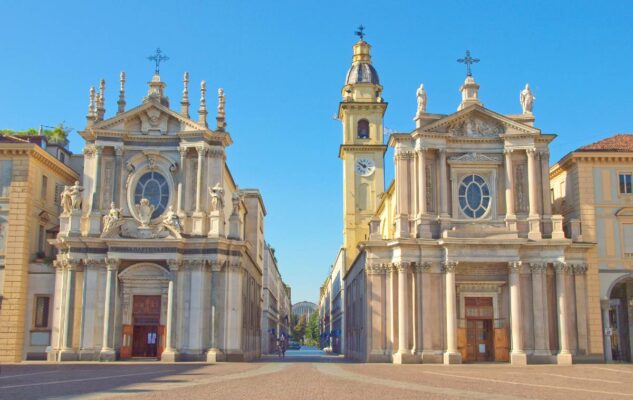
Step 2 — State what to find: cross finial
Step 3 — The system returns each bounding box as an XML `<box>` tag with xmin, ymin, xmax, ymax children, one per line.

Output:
<box><xmin>457</xmin><ymin>50</ymin><xmax>480</xmax><ymax>77</ymax></box>
<box><xmin>355</xmin><ymin>25</ymin><xmax>365</xmax><ymax>41</ymax></box>
<box><xmin>147</xmin><ymin>48</ymin><xmax>169</xmax><ymax>75</ymax></box>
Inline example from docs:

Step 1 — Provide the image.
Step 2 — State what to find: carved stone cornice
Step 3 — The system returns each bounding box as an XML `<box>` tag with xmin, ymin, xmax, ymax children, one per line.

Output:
<box><xmin>185</xmin><ymin>259</ymin><xmax>205</xmax><ymax>269</ymax></box>
<box><xmin>507</xmin><ymin>260</ymin><xmax>522</xmax><ymax>273</ymax></box>
<box><xmin>442</xmin><ymin>260</ymin><xmax>458</xmax><ymax>273</ymax></box>
<box><xmin>529</xmin><ymin>262</ymin><xmax>547</xmax><ymax>274</ymax></box>
<box><xmin>83</xmin><ymin>258</ymin><xmax>103</xmax><ymax>268</ymax></box>
<box><xmin>394</xmin><ymin>151</ymin><xmax>415</xmax><ymax>161</ymax></box>
<box><xmin>553</xmin><ymin>261</ymin><xmax>568</xmax><ymax>274</ymax></box>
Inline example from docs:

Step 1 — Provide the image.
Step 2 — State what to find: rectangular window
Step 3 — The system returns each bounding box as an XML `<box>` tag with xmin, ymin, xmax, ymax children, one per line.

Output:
<box><xmin>559</xmin><ymin>180</ymin><xmax>566</xmax><ymax>198</ymax></box>
<box><xmin>619</xmin><ymin>173</ymin><xmax>632</xmax><ymax>194</ymax></box>
<box><xmin>41</xmin><ymin>175</ymin><xmax>48</xmax><ymax>200</ymax></box>
<box><xmin>34</xmin><ymin>296</ymin><xmax>50</xmax><ymax>328</ymax></box>
<box><xmin>0</xmin><ymin>160</ymin><xmax>12</xmax><ymax>197</ymax></box>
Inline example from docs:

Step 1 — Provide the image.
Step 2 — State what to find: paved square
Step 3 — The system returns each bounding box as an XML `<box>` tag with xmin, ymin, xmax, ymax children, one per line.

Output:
<box><xmin>1</xmin><ymin>350</ymin><xmax>632</xmax><ymax>400</ymax></box>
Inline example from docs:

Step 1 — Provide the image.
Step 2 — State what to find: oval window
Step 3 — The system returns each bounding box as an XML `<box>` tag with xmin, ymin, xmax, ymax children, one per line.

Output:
<box><xmin>458</xmin><ymin>174</ymin><xmax>490</xmax><ymax>219</ymax></box>
<box><xmin>134</xmin><ymin>171</ymin><xmax>169</xmax><ymax>219</ymax></box>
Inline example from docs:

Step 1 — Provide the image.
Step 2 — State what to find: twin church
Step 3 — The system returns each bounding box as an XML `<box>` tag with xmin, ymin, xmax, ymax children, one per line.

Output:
<box><xmin>321</xmin><ymin>35</ymin><xmax>600</xmax><ymax>365</ymax></box>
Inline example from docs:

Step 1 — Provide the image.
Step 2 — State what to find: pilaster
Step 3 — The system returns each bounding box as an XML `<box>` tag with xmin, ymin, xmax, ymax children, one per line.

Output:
<box><xmin>508</xmin><ymin>261</ymin><xmax>527</xmax><ymax>365</ymax></box>
<box><xmin>554</xmin><ymin>262</ymin><xmax>572</xmax><ymax>365</ymax></box>
<box><xmin>443</xmin><ymin>260</ymin><xmax>461</xmax><ymax>364</ymax></box>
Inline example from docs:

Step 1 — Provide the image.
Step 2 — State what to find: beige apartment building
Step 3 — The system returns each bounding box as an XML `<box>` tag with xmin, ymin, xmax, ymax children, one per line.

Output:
<box><xmin>550</xmin><ymin>134</ymin><xmax>633</xmax><ymax>362</ymax></box>
<box><xmin>0</xmin><ymin>135</ymin><xmax>79</xmax><ymax>362</ymax></box>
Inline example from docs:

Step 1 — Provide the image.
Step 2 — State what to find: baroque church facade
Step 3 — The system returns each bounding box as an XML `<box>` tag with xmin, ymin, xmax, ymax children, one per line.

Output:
<box><xmin>48</xmin><ymin>71</ymin><xmax>266</xmax><ymax>362</ymax></box>
<box><xmin>331</xmin><ymin>37</ymin><xmax>597</xmax><ymax>364</ymax></box>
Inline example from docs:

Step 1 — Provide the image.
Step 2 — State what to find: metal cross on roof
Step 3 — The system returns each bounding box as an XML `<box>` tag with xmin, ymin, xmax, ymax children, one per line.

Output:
<box><xmin>355</xmin><ymin>25</ymin><xmax>365</xmax><ymax>41</ymax></box>
<box><xmin>457</xmin><ymin>50</ymin><xmax>480</xmax><ymax>77</ymax></box>
<box><xmin>147</xmin><ymin>48</ymin><xmax>169</xmax><ymax>75</ymax></box>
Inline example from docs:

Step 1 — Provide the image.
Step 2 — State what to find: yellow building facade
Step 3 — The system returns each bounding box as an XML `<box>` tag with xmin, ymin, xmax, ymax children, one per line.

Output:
<box><xmin>551</xmin><ymin>134</ymin><xmax>633</xmax><ymax>362</ymax></box>
<box><xmin>0</xmin><ymin>136</ymin><xmax>79</xmax><ymax>362</ymax></box>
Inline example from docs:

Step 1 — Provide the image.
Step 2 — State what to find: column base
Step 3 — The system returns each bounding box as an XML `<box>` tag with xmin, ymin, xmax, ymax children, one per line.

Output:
<box><xmin>191</xmin><ymin>212</ymin><xmax>208</xmax><ymax>236</ymax></box>
<box><xmin>392</xmin><ymin>351</ymin><xmax>418</xmax><ymax>364</ymax></box>
<box><xmin>47</xmin><ymin>349</ymin><xmax>59</xmax><ymax>362</ymax></box>
<box><xmin>206</xmin><ymin>348</ymin><xmax>225</xmax><ymax>363</ymax></box>
<box><xmin>421</xmin><ymin>351</ymin><xmax>444</xmax><ymax>364</ymax></box>
<box><xmin>416</xmin><ymin>215</ymin><xmax>433</xmax><ymax>239</ymax></box>
<box><xmin>394</xmin><ymin>214</ymin><xmax>410</xmax><ymax>239</ymax></box>
<box><xmin>527</xmin><ymin>215</ymin><xmax>542</xmax><ymax>240</ymax></box>
<box><xmin>79</xmin><ymin>348</ymin><xmax>99</xmax><ymax>361</ymax></box>
<box><xmin>443</xmin><ymin>351</ymin><xmax>462</xmax><ymax>364</ymax></box>
<box><xmin>161</xmin><ymin>349</ymin><xmax>179</xmax><ymax>362</ymax></box>
<box><xmin>556</xmin><ymin>352</ymin><xmax>573</xmax><ymax>365</ymax></box>
<box><xmin>58</xmin><ymin>349</ymin><xmax>78</xmax><ymax>361</ymax></box>
<box><xmin>505</xmin><ymin>215</ymin><xmax>517</xmax><ymax>231</ymax></box>
<box><xmin>99</xmin><ymin>348</ymin><xmax>116</xmax><ymax>361</ymax></box>
<box><xmin>510</xmin><ymin>351</ymin><xmax>528</xmax><ymax>365</ymax></box>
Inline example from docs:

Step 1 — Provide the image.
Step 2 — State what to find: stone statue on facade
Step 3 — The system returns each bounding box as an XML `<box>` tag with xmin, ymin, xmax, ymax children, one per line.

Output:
<box><xmin>231</xmin><ymin>191</ymin><xmax>241</xmax><ymax>215</ymax></box>
<box><xmin>209</xmin><ymin>183</ymin><xmax>224</xmax><ymax>212</ymax></box>
<box><xmin>162</xmin><ymin>205</ymin><xmax>183</xmax><ymax>232</ymax></box>
<box><xmin>416</xmin><ymin>84</ymin><xmax>427</xmax><ymax>116</ymax></box>
<box><xmin>520</xmin><ymin>83</ymin><xmax>535</xmax><ymax>114</ymax></box>
<box><xmin>69</xmin><ymin>181</ymin><xmax>84</xmax><ymax>210</ymax></box>
<box><xmin>102</xmin><ymin>202</ymin><xmax>121</xmax><ymax>234</ymax></box>
<box><xmin>60</xmin><ymin>185</ymin><xmax>72</xmax><ymax>214</ymax></box>
<box><xmin>135</xmin><ymin>198</ymin><xmax>155</xmax><ymax>227</ymax></box>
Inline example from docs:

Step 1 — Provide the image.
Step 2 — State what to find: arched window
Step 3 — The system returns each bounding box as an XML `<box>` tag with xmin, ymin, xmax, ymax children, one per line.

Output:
<box><xmin>357</xmin><ymin>119</ymin><xmax>370</xmax><ymax>139</ymax></box>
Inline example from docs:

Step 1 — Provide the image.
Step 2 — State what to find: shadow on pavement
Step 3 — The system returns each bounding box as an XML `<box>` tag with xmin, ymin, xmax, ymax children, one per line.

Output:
<box><xmin>258</xmin><ymin>346</ymin><xmax>351</xmax><ymax>363</ymax></box>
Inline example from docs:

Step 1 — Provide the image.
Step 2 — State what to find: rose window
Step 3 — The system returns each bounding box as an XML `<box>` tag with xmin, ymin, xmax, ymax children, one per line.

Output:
<box><xmin>134</xmin><ymin>172</ymin><xmax>169</xmax><ymax>219</ymax></box>
<box><xmin>458</xmin><ymin>174</ymin><xmax>490</xmax><ymax>218</ymax></box>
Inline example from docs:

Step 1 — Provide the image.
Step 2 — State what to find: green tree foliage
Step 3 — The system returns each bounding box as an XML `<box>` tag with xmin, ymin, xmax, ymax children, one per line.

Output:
<box><xmin>304</xmin><ymin>312</ymin><xmax>320</xmax><ymax>347</ymax></box>
<box><xmin>292</xmin><ymin>315</ymin><xmax>306</xmax><ymax>343</ymax></box>
<box><xmin>1</xmin><ymin>123</ymin><xmax>70</xmax><ymax>144</ymax></box>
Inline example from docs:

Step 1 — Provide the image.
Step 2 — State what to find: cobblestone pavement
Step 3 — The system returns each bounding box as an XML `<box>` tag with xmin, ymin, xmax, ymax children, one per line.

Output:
<box><xmin>1</xmin><ymin>350</ymin><xmax>632</xmax><ymax>400</ymax></box>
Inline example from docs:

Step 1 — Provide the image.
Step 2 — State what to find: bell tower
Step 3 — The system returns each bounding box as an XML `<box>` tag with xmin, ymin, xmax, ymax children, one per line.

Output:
<box><xmin>338</xmin><ymin>30</ymin><xmax>387</xmax><ymax>269</ymax></box>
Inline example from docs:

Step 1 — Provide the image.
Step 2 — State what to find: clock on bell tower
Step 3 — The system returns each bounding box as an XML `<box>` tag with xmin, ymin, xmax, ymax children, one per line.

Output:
<box><xmin>338</xmin><ymin>32</ymin><xmax>387</xmax><ymax>269</ymax></box>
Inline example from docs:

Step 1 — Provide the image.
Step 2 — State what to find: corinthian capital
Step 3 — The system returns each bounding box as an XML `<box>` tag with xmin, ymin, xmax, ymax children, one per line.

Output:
<box><xmin>442</xmin><ymin>260</ymin><xmax>458</xmax><ymax>273</ymax></box>
<box><xmin>529</xmin><ymin>262</ymin><xmax>547</xmax><ymax>273</ymax></box>
<box><xmin>572</xmin><ymin>263</ymin><xmax>588</xmax><ymax>275</ymax></box>
<box><xmin>507</xmin><ymin>260</ymin><xmax>522</xmax><ymax>273</ymax></box>
<box><xmin>553</xmin><ymin>261</ymin><xmax>568</xmax><ymax>274</ymax></box>
<box><xmin>105</xmin><ymin>257</ymin><xmax>120</xmax><ymax>271</ymax></box>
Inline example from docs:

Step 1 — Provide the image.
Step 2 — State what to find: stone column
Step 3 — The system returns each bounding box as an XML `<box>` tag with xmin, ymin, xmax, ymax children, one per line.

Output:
<box><xmin>601</xmin><ymin>300</ymin><xmax>613</xmax><ymax>362</ymax></box>
<box><xmin>573</xmin><ymin>264</ymin><xmax>589</xmax><ymax>355</ymax></box>
<box><xmin>59</xmin><ymin>260</ymin><xmax>79</xmax><ymax>361</ymax></box>
<box><xmin>416</xmin><ymin>149</ymin><xmax>431</xmax><ymax>238</ymax></box>
<box><xmin>439</xmin><ymin>149</ymin><xmax>449</xmax><ymax>221</ymax></box>
<box><xmin>443</xmin><ymin>260</ymin><xmax>461</xmax><ymax>364</ymax></box>
<box><xmin>195</xmin><ymin>146</ymin><xmax>205</xmax><ymax>213</ymax></box>
<box><xmin>79</xmin><ymin>260</ymin><xmax>99</xmax><ymax>360</ymax></box>
<box><xmin>99</xmin><ymin>258</ymin><xmax>119</xmax><ymax>361</ymax></box>
<box><xmin>112</xmin><ymin>146</ymin><xmax>122</xmax><ymax>204</ymax></box>
<box><xmin>540</xmin><ymin>151</ymin><xmax>552</xmax><ymax>217</ymax></box>
<box><xmin>394</xmin><ymin>151</ymin><xmax>410</xmax><ymax>239</ymax></box>
<box><xmin>508</xmin><ymin>261</ymin><xmax>527</xmax><ymax>364</ymax></box>
<box><xmin>504</xmin><ymin>149</ymin><xmax>517</xmax><ymax>230</ymax></box>
<box><xmin>555</xmin><ymin>262</ymin><xmax>572</xmax><ymax>364</ymax></box>
<box><xmin>530</xmin><ymin>263</ymin><xmax>551</xmax><ymax>359</ymax></box>
<box><xmin>178</xmin><ymin>147</ymin><xmax>187</xmax><ymax>214</ymax></box>
<box><xmin>162</xmin><ymin>259</ymin><xmax>180</xmax><ymax>362</ymax></box>
<box><xmin>394</xmin><ymin>262</ymin><xmax>414</xmax><ymax>363</ymax></box>
<box><xmin>526</xmin><ymin>149</ymin><xmax>541</xmax><ymax>240</ymax></box>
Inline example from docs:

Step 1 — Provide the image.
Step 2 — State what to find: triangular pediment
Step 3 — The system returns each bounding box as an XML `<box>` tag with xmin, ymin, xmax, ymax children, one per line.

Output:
<box><xmin>420</xmin><ymin>105</ymin><xmax>540</xmax><ymax>137</ymax></box>
<box><xmin>92</xmin><ymin>101</ymin><xmax>209</xmax><ymax>135</ymax></box>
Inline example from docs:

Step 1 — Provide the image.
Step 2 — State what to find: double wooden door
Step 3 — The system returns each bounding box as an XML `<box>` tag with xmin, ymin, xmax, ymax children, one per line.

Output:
<box><xmin>120</xmin><ymin>295</ymin><xmax>165</xmax><ymax>359</ymax></box>
<box><xmin>465</xmin><ymin>297</ymin><xmax>494</xmax><ymax>362</ymax></box>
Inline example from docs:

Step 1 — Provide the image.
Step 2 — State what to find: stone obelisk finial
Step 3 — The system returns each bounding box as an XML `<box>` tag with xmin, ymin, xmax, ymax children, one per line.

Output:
<box><xmin>198</xmin><ymin>80</ymin><xmax>208</xmax><ymax>127</ymax></box>
<box><xmin>117</xmin><ymin>72</ymin><xmax>126</xmax><ymax>114</ymax></box>
<box><xmin>216</xmin><ymin>88</ymin><xmax>226</xmax><ymax>131</ymax></box>
<box><xmin>86</xmin><ymin>86</ymin><xmax>97</xmax><ymax>126</ymax></box>
<box><xmin>181</xmin><ymin>72</ymin><xmax>190</xmax><ymax>118</ymax></box>
<box><xmin>96</xmin><ymin>79</ymin><xmax>106</xmax><ymax>121</ymax></box>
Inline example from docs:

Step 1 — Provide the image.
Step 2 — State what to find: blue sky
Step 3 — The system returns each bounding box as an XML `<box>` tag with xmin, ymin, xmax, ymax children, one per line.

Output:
<box><xmin>1</xmin><ymin>0</ymin><xmax>631</xmax><ymax>303</ymax></box>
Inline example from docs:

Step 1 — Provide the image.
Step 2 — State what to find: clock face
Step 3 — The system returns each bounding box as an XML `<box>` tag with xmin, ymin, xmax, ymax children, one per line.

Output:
<box><xmin>355</xmin><ymin>158</ymin><xmax>376</xmax><ymax>176</ymax></box>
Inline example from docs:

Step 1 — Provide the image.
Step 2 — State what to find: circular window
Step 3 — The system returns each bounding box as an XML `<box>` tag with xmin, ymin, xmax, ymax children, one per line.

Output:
<box><xmin>458</xmin><ymin>174</ymin><xmax>490</xmax><ymax>219</ymax></box>
<box><xmin>134</xmin><ymin>171</ymin><xmax>169</xmax><ymax>219</ymax></box>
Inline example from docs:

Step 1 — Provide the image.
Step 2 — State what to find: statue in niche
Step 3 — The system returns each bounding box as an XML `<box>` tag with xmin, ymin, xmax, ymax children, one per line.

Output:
<box><xmin>209</xmin><ymin>183</ymin><xmax>224</xmax><ymax>212</ymax></box>
<box><xmin>135</xmin><ymin>198</ymin><xmax>154</xmax><ymax>227</ymax></box>
<box><xmin>69</xmin><ymin>181</ymin><xmax>84</xmax><ymax>211</ymax></box>
<box><xmin>162</xmin><ymin>205</ymin><xmax>183</xmax><ymax>232</ymax></box>
<box><xmin>102</xmin><ymin>202</ymin><xmax>121</xmax><ymax>234</ymax></box>
<box><xmin>520</xmin><ymin>84</ymin><xmax>535</xmax><ymax>114</ymax></box>
<box><xmin>416</xmin><ymin>84</ymin><xmax>427</xmax><ymax>116</ymax></box>
<box><xmin>60</xmin><ymin>185</ymin><xmax>72</xmax><ymax>214</ymax></box>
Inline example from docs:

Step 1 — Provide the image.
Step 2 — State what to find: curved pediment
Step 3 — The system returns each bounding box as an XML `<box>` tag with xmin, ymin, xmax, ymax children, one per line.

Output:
<box><xmin>420</xmin><ymin>105</ymin><xmax>540</xmax><ymax>137</ymax></box>
<box><xmin>615</xmin><ymin>207</ymin><xmax>633</xmax><ymax>217</ymax></box>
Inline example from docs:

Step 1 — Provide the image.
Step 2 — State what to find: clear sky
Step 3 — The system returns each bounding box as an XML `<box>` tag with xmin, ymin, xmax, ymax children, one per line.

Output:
<box><xmin>1</xmin><ymin>0</ymin><xmax>631</xmax><ymax>303</ymax></box>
